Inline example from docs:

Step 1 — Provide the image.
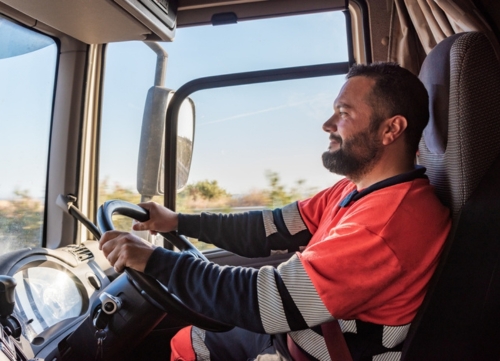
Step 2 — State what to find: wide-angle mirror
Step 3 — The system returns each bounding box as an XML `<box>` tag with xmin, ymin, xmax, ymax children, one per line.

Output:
<box><xmin>175</xmin><ymin>97</ymin><xmax>195</xmax><ymax>192</ymax></box>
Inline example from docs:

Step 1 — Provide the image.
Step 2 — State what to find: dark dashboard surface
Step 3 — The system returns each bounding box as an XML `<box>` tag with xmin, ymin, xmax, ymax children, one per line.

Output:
<box><xmin>0</xmin><ymin>241</ymin><xmax>167</xmax><ymax>361</ymax></box>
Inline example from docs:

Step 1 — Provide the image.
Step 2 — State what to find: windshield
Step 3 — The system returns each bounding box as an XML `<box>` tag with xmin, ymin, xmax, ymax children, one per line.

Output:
<box><xmin>0</xmin><ymin>17</ymin><xmax>57</xmax><ymax>254</ymax></box>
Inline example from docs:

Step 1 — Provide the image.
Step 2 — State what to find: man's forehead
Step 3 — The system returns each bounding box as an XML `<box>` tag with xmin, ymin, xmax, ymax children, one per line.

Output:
<box><xmin>333</xmin><ymin>76</ymin><xmax>375</xmax><ymax>108</ymax></box>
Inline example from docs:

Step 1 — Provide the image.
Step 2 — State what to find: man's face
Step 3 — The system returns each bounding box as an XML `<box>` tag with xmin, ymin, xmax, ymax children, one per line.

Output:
<box><xmin>322</xmin><ymin>76</ymin><xmax>384</xmax><ymax>181</ymax></box>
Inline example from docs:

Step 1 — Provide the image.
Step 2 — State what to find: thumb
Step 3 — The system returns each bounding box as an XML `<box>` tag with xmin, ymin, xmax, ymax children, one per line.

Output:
<box><xmin>132</xmin><ymin>220</ymin><xmax>158</xmax><ymax>235</ymax></box>
<box><xmin>132</xmin><ymin>221</ymin><xmax>150</xmax><ymax>231</ymax></box>
<box><xmin>134</xmin><ymin>202</ymin><xmax>155</xmax><ymax>231</ymax></box>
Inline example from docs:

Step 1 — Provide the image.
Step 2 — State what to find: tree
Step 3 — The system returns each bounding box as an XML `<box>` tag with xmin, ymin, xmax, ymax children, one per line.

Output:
<box><xmin>264</xmin><ymin>171</ymin><xmax>316</xmax><ymax>208</ymax></box>
<box><xmin>98</xmin><ymin>178</ymin><xmax>142</xmax><ymax>205</ymax></box>
<box><xmin>185</xmin><ymin>180</ymin><xmax>229</xmax><ymax>201</ymax></box>
<box><xmin>177</xmin><ymin>180</ymin><xmax>231</xmax><ymax>213</ymax></box>
<box><xmin>0</xmin><ymin>189</ymin><xmax>43</xmax><ymax>253</ymax></box>
<box><xmin>265</xmin><ymin>170</ymin><xmax>293</xmax><ymax>207</ymax></box>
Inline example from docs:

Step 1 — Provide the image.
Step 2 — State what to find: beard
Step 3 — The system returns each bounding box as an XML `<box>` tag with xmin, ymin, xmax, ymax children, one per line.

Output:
<box><xmin>322</xmin><ymin>127</ymin><xmax>383</xmax><ymax>182</ymax></box>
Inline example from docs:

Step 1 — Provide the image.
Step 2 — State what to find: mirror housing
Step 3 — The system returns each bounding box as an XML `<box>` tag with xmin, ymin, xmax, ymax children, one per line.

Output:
<box><xmin>136</xmin><ymin>86</ymin><xmax>194</xmax><ymax>198</ymax></box>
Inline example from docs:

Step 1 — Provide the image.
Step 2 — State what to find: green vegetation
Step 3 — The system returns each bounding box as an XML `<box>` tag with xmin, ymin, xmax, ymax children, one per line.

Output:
<box><xmin>0</xmin><ymin>190</ymin><xmax>43</xmax><ymax>254</ymax></box>
<box><xmin>0</xmin><ymin>172</ymin><xmax>317</xmax><ymax>254</ymax></box>
<box><xmin>176</xmin><ymin>171</ymin><xmax>316</xmax><ymax>251</ymax></box>
<box><xmin>176</xmin><ymin>171</ymin><xmax>314</xmax><ymax>212</ymax></box>
<box><xmin>97</xmin><ymin>171</ymin><xmax>316</xmax><ymax>250</ymax></box>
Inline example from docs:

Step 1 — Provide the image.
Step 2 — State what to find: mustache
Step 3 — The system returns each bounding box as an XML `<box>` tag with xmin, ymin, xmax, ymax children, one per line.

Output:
<box><xmin>329</xmin><ymin>134</ymin><xmax>342</xmax><ymax>143</ymax></box>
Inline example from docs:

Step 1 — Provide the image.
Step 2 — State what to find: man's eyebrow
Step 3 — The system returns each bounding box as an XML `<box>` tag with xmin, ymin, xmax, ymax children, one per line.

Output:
<box><xmin>334</xmin><ymin>102</ymin><xmax>353</xmax><ymax>109</ymax></box>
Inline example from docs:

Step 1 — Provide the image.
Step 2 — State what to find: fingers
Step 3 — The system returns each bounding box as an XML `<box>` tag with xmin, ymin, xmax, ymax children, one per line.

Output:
<box><xmin>99</xmin><ymin>231</ymin><xmax>155</xmax><ymax>273</ymax></box>
<box><xmin>132</xmin><ymin>221</ymin><xmax>154</xmax><ymax>232</ymax></box>
<box><xmin>133</xmin><ymin>201</ymin><xmax>178</xmax><ymax>233</ymax></box>
<box><xmin>99</xmin><ymin>230</ymin><xmax>122</xmax><ymax>251</ymax></box>
<box><xmin>134</xmin><ymin>202</ymin><xmax>159</xmax><ymax>232</ymax></box>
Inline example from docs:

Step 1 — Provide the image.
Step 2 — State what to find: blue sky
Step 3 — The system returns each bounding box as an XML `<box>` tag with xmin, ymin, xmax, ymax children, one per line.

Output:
<box><xmin>0</xmin><ymin>39</ymin><xmax>56</xmax><ymax>200</ymax></box>
<box><xmin>0</xmin><ymin>10</ymin><xmax>349</xmax><ymax>200</ymax></box>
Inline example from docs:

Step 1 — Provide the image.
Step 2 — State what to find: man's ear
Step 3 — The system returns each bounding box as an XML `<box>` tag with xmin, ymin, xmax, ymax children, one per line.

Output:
<box><xmin>381</xmin><ymin>115</ymin><xmax>407</xmax><ymax>146</ymax></box>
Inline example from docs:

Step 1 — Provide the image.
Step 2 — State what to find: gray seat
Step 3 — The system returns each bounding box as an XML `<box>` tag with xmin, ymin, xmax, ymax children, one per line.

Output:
<box><xmin>402</xmin><ymin>32</ymin><xmax>500</xmax><ymax>360</ymax></box>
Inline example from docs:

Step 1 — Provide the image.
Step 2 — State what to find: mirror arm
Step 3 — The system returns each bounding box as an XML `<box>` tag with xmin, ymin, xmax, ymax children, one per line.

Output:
<box><xmin>144</xmin><ymin>41</ymin><xmax>168</xmax><ymax>87</ymax></box>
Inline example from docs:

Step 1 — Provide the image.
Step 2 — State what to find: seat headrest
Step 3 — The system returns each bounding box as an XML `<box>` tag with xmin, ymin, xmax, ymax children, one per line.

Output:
<box><xmin>419</xmin><ymin>32</ymin><xmax>500</xmax><ymax>215</ymax></box>
<box><xmin>419</xmin><ymin>33</ymin><xmax>464</xmax><ymax>154</ymax></box>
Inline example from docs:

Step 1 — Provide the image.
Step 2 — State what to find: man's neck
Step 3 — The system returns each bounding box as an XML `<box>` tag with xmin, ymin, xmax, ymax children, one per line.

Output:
<box><xmin>352</xmin><ymin>162</ymin><xmax>415</xmax><ymax>190</ymax></box>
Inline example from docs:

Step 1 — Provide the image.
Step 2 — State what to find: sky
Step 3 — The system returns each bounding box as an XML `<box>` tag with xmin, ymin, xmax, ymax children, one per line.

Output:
<box><xmin>0</xmin><ymin>10</ymin><xmax>349</xmax><ymax>200</ymax></box>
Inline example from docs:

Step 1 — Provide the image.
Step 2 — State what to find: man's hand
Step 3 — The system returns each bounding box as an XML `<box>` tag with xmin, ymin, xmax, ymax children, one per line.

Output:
<box><xmin>132</xmin><ymin>202</ymin><xmax>178</xmax><ymax>235</ymax></box>
<box><xmin>99</xmin><ymin>231</ymin><xmax>156</xmax><ymax>273</ymax></box>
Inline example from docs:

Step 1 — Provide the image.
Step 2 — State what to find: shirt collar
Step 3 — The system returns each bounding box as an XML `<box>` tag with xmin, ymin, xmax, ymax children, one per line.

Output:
<box><xmin>339</xmin><ymin>166</ymin><xmax>428</xmax><ymax>208</ymax></box>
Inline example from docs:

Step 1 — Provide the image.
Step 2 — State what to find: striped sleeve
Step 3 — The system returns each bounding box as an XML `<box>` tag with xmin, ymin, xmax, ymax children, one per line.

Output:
<box><xmin>178</xmin><ymin>202</ymin><xmax>312</xmax><ymax>258</ymax></box>
<box><xmin>257</xmin><ymin>254</ymin><xmax>334</xmax><ymax>333</ymax></box>
<box><xmin>144</xmin><ymin>248</ymin><xmax>332</xmax><ymax>334</ymax></box>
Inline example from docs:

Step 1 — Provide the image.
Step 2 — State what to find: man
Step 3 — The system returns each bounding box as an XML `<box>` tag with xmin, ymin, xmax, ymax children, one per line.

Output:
<box><xmin>100</xmin><ymin>62</ymin><xmax>451</xmax><ymax>360</ymax></box>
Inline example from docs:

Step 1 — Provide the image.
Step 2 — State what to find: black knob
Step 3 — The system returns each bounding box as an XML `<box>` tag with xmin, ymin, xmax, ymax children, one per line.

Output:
<box><xmin>104</xmin><ymin>302</ymin><xmax>114</xmax><ymax>313</ymax></box>
<box><xmin>0</xmin><ymin>276</ymin><xmax>16</xmax><ymax>317</ymax></box>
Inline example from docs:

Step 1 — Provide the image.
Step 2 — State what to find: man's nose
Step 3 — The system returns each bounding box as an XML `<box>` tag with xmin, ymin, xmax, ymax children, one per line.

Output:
<box><xmin>323</xmin><ymin>114</ymin><xmax>338</xmax><ymax>133</ymax></box>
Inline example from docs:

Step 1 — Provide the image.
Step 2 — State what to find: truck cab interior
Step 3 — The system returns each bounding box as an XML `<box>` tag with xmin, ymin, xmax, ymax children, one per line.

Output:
<box><xmin>1</xmin><ymin>0</ymin><xmax>500</xmax><ymax>360</ymax></box>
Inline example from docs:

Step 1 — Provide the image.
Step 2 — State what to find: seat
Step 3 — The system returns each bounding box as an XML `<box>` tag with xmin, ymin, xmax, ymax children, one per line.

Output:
<box><xmin>401</xmin><ymin>32</ymin><xmax>500</xmax><ymax>360</ymax></box>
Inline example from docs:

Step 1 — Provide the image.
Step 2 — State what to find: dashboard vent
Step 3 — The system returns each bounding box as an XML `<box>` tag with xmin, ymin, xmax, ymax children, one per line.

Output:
<box><xmin>65</xmin><ymin>245</ymin><xmax>94</xmax><ymax>262</ymax></box>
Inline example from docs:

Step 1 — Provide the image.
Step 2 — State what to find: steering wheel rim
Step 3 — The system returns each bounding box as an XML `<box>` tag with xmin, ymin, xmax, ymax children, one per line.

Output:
<box><xmin>97</xmin><ymin>200</ymin><xmax>233</xmax><ymax>332</ymax></box>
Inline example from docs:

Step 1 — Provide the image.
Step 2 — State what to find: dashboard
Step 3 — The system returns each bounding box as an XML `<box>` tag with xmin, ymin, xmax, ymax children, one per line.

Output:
<box><xmin>12</xmin><ymin>246</ymin><xmax>97</xmax><ymax>346</ymax></box>
<box><xmin>0</xmin><ymin>241</ymin><xmax>168</xmax><ymax>361</ymax></box>
<box><xmin>14</xmin><ymin>265</ymin><xmax>86</xmax><ymax>343</ymax></box>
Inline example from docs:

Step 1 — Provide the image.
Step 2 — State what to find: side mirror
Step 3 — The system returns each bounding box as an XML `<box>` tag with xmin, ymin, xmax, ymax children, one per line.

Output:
<box><xmin>136</xmin><ymin>42</ymin><xmax>195</xmax><ymax>201</ymax></box>
<box><xmin>136</xmin><ymin>87</ymin><xmax>194</xmax><ymax>199</ymax></box>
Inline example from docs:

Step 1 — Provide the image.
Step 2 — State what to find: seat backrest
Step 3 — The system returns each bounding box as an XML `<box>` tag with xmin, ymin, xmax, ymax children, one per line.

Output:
<box><xmin>402</xmin><ymin>31</ymin><xmax>500</xmax><ymax>360</ymax></box>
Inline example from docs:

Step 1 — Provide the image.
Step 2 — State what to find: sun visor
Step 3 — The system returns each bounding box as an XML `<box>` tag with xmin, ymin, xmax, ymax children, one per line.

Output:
<box><xmin>113</xmin><ymin>0</ymin><xmax>178</xmax><ymax>41</ymax></box>
<box><xmin>0</xmin><ymin>0</ymin><xmax>177</xmax><ymax>44</ymax></box>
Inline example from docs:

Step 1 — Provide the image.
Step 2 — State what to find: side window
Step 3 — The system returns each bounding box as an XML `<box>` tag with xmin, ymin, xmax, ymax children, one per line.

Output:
<box><xmin>99</xmin><ymin>42</ymin><xmax>159</xmax><ymax>231</ymax></box>
<box><xmin>178</xmin><ymin>78</ymin><xmax>347</xmax><ymax>252</ymax></box>
<box><xmin>99</xmin><ymin>11</ymin><xmax>348</xmax><ymax>249</ymax></box>
<box><xmin>170</xmin><ymin>13</ymin><xmax>348</xmax><ymax>250</ymax></box>
<box><xmin>0</xmin><ymin>16</ymin><xmax>57</xmax><ymax>255</ymax></box>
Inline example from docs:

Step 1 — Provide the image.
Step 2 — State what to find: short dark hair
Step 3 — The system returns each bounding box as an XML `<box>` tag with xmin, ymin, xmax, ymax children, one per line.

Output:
<box><xmin>346</xmin><ymin>62</ymin><xmax>429</xmax><ymax>157</ymax></box>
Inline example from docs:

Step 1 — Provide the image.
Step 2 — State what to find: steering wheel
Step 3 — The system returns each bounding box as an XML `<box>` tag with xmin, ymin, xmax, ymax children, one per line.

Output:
<box><xmin>97</xmin><ymin>200</ymin><xmax>233</xmax><ymax>332</ymax></box>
